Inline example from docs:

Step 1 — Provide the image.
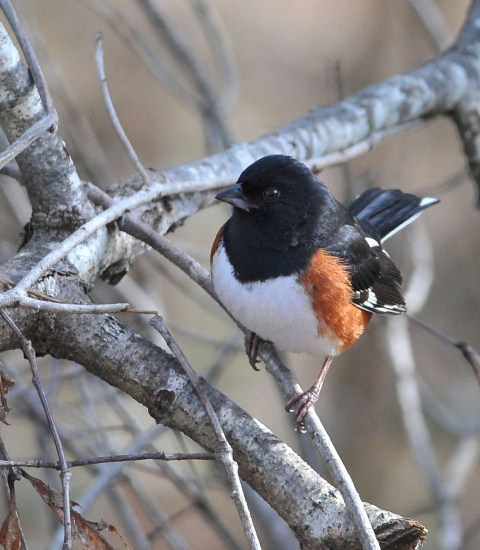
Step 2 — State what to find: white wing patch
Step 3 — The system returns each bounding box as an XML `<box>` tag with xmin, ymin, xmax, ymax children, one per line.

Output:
<box><xmin>365</xmin><ymin>237</ymin><xmax>380</xmax><ymax>248</ymax></box>
<box><xmin>354</xmin><ymin>288</ymin><xmax>406</xmax><ymax>315</ymax></box>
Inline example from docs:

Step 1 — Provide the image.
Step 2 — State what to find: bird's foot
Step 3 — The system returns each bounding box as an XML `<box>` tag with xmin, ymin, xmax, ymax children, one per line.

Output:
<box><xmin>285</xmin><ymin>356</ymin><xmax>333</xmax><ymax>432</ymax></box>
<box><xmin>285</xmin><ymin>387</ymin><xmax>321</xmax><ymax>432</ymax></box>
<box><xmin>245</xmin><ymin>331</ymin><xmax>262</xmax><ymax>371</ymax></box>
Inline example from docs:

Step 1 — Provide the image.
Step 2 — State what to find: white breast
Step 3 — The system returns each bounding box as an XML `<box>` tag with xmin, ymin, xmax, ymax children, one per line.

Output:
<box><xmin>211</xmin><ymin>245</ymin><xmax>339</xmax><ymax>357</ymax></box>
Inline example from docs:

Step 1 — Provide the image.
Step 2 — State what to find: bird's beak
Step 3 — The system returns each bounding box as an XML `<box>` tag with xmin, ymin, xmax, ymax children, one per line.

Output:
<box><xmin>215</xmin><ymin>183</ymin><xmax>253</xmax><ymax>212</ymax></box>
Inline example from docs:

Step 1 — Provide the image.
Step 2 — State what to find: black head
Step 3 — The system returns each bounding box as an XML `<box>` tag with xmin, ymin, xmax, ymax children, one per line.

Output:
<box><xmin>216</xmin><ymin>155</ymin><xmax>338</xmax><ymax>250</ymax></box>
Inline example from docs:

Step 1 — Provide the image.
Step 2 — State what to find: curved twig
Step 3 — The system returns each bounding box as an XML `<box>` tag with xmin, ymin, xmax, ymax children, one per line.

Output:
<box><xmin>151</xmin><ymin>316</ymin><xmax>261</xmax><ymax>550</ymax></box>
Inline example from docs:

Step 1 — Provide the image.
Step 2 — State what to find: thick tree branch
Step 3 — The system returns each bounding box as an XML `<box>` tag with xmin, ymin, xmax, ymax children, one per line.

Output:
<box><xmin>0</xmin><ymin>22</ymin><xmax>94</xmax><ymax>223</ymax></box>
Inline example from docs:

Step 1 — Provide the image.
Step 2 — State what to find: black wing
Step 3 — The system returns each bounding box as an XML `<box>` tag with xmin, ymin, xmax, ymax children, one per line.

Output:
<box><xmin>326</xmin><ymin>223</ymin><xmax>406</xmax><ymax>315</ymax></box>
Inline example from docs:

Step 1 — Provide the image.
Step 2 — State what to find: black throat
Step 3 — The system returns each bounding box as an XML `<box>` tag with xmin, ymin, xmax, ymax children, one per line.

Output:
<box><xmin>222</xmin><ymin>216</ymin><xmax>317</xmax><ymax>283</ymax></box>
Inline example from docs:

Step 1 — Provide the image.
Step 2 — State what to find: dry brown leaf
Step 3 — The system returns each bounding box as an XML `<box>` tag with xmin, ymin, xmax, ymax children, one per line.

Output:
<box><xmin>22</xmin><ymin>471</ymin><xmax>128</xmax><ymax>549</ymax></box>
<box><xmin>72</xmin><ymin>514</ymin><xmax>129</xmax><ymax>550</ymax></box>
<box><xmin>0</xmin><ymin>371</ymin><xmax>15</xmax><ymax>425</ymax></box>
<box><xmin>0</xmin><ymin>480</ymin><xmax>21</xmax><ymax>550</ymax></box>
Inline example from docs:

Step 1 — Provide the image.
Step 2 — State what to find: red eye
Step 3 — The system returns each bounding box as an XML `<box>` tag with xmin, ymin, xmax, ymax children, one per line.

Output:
<box><xmin>263</xmin><ymin>188</ymin><xmax>279</xmax><ymax>202</ymax></box>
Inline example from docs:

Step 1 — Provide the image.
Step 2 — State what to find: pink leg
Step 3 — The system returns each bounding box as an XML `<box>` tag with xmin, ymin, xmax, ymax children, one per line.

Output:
<box><xmin>285</xmin><ymin>356</ymin><xmax>333</xmax><ymax>431</ymax></box>
<box><xmin>244</xmin><ymin>331</ymin><xmax>262</xmax><ymax>371</ymax></box>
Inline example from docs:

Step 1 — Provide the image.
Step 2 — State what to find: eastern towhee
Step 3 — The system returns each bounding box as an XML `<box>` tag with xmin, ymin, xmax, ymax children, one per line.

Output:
<box><xmin>210</xmin><ymin>155</ymin><xmax>438</xmax><ymax>430</ymax></box>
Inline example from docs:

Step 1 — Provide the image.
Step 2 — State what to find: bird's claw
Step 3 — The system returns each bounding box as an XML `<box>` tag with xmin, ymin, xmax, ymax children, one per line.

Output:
<box><xmin>285</xmin><ymin>388</ymin><xmax>320</xmax><ymax>432</ymax></box>
<box><xmin>245</xmin><ymin>332</ymin><xmax>262</xmax><ymax>371</ymax></box>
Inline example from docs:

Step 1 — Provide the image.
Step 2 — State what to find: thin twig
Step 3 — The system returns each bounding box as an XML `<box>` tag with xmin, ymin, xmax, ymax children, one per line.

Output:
<box><xmin>0</xmin><ymin>275</ymin><xmax>155</xmax><ymax>314</ymax></box>
<box><xmin>137</xmin><ymin>0</ymin><xmax>233</xmax><ymax>152</ymax></box>
<box><xmin>151</xmin><ymin>315</ymin><xmax>261</xmax><ymax>550</ymax></box>
<box><xmin>0</xmin><ymin>309</ymin><xmax>72</xmax><ymax>550</ymax></box>
<box><xmin>0</xmin><ymin>451</ymin><xmax>215</xmax><ymax>470</ymax></box>
<box><xmin>102</xmin><ymin>387</ymin><xmax>243</xmax><ymax>550</ymax></box>
<box><xmin>188</xmin><ymin>0</ymin><xmax>239</xmax><ymax>111</ymax></box>
<box><xmin>78</xmin><ymin>0</ymin><xmax>202</xmax><ymax>108</ymax></box>
<box><xmin>260</xmin><ymin>344</ymin><xmax>381</xmax><ymax>550</ymax></box>
<box><xmin>386</xmin><ymin>316</ymin><xmax>463</xmax><ymax>550</ymax></box>
<box><xmin>0</xmin><ymin>114</ymin><xmax>57</xmax><ymax>171</ymax></box>
<box><xmin>95</xmin><ymin>33</ymin><xmax>151</xmax><ymax>184</ymax></box>
<box><xmin>119</xmin><ymin>473</ymin><xmax>192</xmax><ymax>550</ymax></box>
<box><xmin>385</xmin><ymin>225</ymin><xmax>463</xmax><ymax>550</ymax></box>
<box><xmin>0</xmin><ymin>0</ymin><xmax>56</xmax><ymax>115</ymax></box>
<box><xmin>16</xmin><ymin>297</ymin><xmax>153</xmax><ymax>315</ymax></box>
<box><xmin>408</xmin><ymin>315</ymin><xmax>480</xmax><ymax>385</ymax></box>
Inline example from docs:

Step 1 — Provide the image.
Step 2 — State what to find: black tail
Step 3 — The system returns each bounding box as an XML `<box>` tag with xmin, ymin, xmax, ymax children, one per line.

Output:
<box><xmin>348</xmin><ymin>188</ymin><xmax>439</xmax><ymax>243</ymax></box>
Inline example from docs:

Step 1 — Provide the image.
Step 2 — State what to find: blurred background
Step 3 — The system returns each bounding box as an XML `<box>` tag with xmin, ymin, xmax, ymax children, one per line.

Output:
<box><xmin>0</xmin><ymin>0</ymin><xmax>479</xmax><ymax>548</ymax></box>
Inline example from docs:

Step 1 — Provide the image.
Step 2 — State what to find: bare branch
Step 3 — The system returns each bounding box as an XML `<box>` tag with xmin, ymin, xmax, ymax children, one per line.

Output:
<box><xmin>260</xmin><ymin>346</ymin><xmax>381</xmax><ymax>550</ymax></box>
<box><xmin>12</xmin><ymin>297</ymin><xmax>155</xmax><ymax>315</ymax></box>
<box><xmin>78</xmin><ymin>0</ymin><xmax>202</xmax><ymax>109</ymax></box>
<box><xmin>0</xmin><ymin>309</ymin><xmax>73</xmax><ymax>549</ymax></box>
<box><xmin>0</xmin><ymin>0</ymin><xmax>56</xmax><ymax>115</ymax></box>
<box><xmin>0</xmin><ymin>177</ymin><xmax>222</xmax><ymax>303</ymax></box>
<box><xmin>0</xmin><ymin>22</ymin><xmax>93</xmax><ymax>220</ymax></box>
<box><xmin>0</xmin><ymin>451</ymin><xmax>215</xmax><ymax>470</ymax></box>
<box><xmin>151</xmin><ymin>315</ymin><xmax>261</xmax><ymax>550</ymax></box>
<box><xmin>95</xmin><ymin>33</ymin><xmax>151</xmax><ymax>185</ymax></box>
<box><xmin>188</xmin><ymin>0</ymin><xmax>239</xmax><ymax>111</ymax></box>
<box><xmin>0</xmin><ymin>275</ymin><xmax>155</xmax><ymax>315</ymax></box>
<box><xmin>408</xmin><ymin>315</ymin><xmax>480</xmax><ymax>385</ymax></box>
<box><xmin>137</xmin><ymin>0</ymin><xmax>233</xmax><ymax>152</ymax></box>
<box><xmin>0</xmin><ymin>114</ymin><xmax>56</xmax><ymax>171</ymax></box>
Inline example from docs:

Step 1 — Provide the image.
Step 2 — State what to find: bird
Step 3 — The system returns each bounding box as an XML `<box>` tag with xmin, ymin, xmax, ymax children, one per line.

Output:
<box><xmin>210</xmin><ymin>155</ymin><xmax>438</xmax><ymax>430</ymax></box>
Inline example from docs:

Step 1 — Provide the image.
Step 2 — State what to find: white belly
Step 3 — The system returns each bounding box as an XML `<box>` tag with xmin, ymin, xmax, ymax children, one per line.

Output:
<box><xmin>212</xmin><ymin>246</ymin><xmax>338</xmax><ymax>357</ymax></box>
